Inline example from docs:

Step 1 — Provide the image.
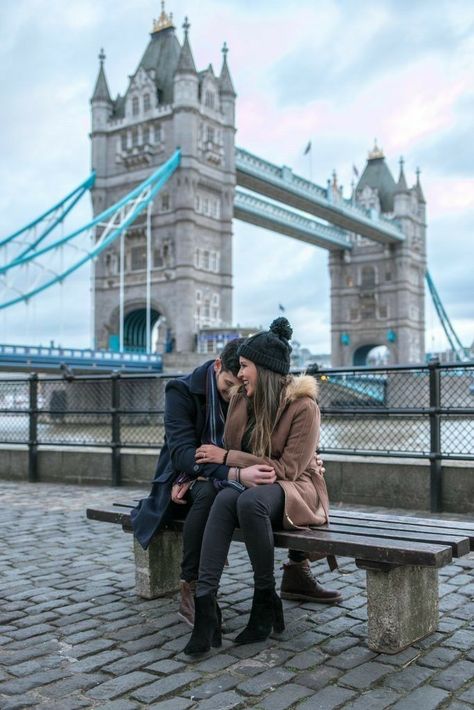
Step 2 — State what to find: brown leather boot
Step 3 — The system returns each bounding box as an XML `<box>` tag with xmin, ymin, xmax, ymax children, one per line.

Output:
<box><xmin>280</xmin><ymin>560</ymin><xmax>342</xmax><ymax>604</ymax></box>
<box><xmin>177</xmin><ymin>579</ymin><xmax>196</xmax><ymax>627</ymax></box>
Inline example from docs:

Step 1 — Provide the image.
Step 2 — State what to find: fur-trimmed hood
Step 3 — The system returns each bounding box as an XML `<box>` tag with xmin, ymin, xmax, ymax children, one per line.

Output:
<box><xmin>285</xmin><ymin>374</ymin><xmax>319</xmax><ymax>402</ymax></box>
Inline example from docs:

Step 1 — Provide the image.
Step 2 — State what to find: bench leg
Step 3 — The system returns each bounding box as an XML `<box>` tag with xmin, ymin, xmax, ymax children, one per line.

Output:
<box><xmin>133</xmin><ymin>531</ymin><xmax>182</xmax><ymax>599</ymax></box>
<box><xmin>365</xmin><ymin>565</ymin><xmax>439</xmax><ymax>654</ymax></box>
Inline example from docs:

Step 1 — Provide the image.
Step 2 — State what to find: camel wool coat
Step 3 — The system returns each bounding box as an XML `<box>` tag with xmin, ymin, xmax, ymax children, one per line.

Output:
<box><xmin>224</xmin><ymin>375</ymin><xmax>329</xmax><ymax>529</ymax></box>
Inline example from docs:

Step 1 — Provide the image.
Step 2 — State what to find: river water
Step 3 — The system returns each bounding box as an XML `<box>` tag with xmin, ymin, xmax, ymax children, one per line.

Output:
<box><xmin>0</xmin><ymin>414</ymin><xmax>472</xmax><ymax>458</ymax></box>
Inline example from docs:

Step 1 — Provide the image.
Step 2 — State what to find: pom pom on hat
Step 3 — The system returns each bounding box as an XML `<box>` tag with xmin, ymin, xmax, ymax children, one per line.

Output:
<box><xmin>269</xmin><ymin>317</ymin><xmax>293</xmax><ymax>341</ymax></box>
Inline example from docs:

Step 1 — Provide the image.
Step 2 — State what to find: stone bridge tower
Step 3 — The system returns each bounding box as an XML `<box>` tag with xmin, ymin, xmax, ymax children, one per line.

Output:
<box><xmin>329</xmin><ymin>144</ymin><xmax>427</xmax><ymax>366</ymax></box>
<box><xmin>90</xmin><ymin>6</ymin><xmax>236</xmax><ymax>354</ymax></box>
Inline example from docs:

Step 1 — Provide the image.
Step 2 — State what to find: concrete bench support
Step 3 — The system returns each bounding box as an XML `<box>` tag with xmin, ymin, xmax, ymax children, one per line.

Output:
<box><xmin>365</xmin><ymin>564</ymin><xmax>439</xmax><ymax>654</ymax></box>
<box><xmin>133</xmin><ymin>531</ymin><xmax>182</xmax><ymax>599</ymax></box>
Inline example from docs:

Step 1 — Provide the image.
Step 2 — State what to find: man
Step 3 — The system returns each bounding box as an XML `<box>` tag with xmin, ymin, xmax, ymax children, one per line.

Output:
<box><xmin>131</xmin><ymin>338</ymin><xmax>340</xmax><ymax>627</ymax></box>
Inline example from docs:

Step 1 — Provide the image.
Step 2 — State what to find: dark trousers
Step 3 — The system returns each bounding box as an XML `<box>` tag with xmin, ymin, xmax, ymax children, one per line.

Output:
<box><xmin>175</xmin><ymin>480</ymin><xmax>217</xmax><ymax>582</ymax></box>
<box><xmin>196</xmin><ymin>484</ymin><xmax>285</xmax><ymax>596</ymax></box>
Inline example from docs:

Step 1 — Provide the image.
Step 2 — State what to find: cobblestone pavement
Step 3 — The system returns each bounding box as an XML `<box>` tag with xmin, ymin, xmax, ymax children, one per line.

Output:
<box><xmin>1</xmin><ymin>480</ymin><xmax>473</xmax><ymax>710</ymax></box>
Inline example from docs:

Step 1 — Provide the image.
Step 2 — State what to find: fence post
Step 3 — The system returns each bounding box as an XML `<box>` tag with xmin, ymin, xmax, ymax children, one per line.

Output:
<box><xmin>428</xmin><ymin>358</ymin><xmax>442</xmax><ymax>512</ymax></box>
<box><xmin>28</xmin><ymin>373</ymin><xmax>38</xmax><ymax>482</ymax></box>
<box><xmin>111</xmin><ymin>373</ymin><xmax>121</xmax><ymax>487</ymax></box>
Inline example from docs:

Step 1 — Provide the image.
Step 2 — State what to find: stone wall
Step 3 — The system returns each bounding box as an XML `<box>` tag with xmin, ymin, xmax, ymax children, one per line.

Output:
<box><xmin>1</xmin><ymin>446</ymin><xmax>472</xmax><ymax>514</ymax></box>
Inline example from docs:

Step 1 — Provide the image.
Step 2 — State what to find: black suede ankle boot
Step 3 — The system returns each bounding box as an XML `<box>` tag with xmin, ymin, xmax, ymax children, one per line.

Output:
<box><xmin>234</xmin><ymin>587</ymin><xmax>285</xmax><ymax>645</ymax></box>
<box><xmin>183</xmin><ymin>592</ymin><xmax>221</xmax><ymax>656</ymax></box>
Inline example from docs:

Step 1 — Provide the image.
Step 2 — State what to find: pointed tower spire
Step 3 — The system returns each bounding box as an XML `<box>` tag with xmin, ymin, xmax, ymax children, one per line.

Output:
<box><xmin>91</xmin><ymin>48</ymin><xmax>112</xmax><ymax>103</ymax></box>
<box><xmin>176</xmin><ymin>17</ymin><xmax>197</xmax><ymax>74</ymax></box>
<box><xmin>415</xmin><ymin>167</ymin><xmax>426</xmax><ymax>204</ymax></box>
<box><xmin>219</xmin><ymin>42</ymin><xmax>236</xmax><ymax>96</ymax></box>
<box><xmin>395</xmin><ymin>156</ymin><xmax>408</xmax><ymax>193</ymax></box>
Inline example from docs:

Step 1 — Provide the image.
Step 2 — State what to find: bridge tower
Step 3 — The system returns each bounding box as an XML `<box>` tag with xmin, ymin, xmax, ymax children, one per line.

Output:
<box><xmin>89</xmin><ymin>7</ymin><xmax>236</xmax><ymax>353</ymax></box>
<box><xmin>329</xmin><ymin>143</ymin><xmax>427</xmax><ymax>365</ymax></box>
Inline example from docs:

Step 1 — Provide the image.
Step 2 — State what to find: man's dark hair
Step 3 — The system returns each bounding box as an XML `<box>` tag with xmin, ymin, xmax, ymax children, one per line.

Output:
<box><xmin>220</xmin><ymin>337</ymin><xmax>245</xmax><ymax>376</ymax></box>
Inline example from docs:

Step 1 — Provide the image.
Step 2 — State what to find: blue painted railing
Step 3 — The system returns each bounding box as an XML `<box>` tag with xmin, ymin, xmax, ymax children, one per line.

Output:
<box><xmin>0</xmin><ymin>343</ymin><xmax>163</xmax><ymax>372</ymax></box>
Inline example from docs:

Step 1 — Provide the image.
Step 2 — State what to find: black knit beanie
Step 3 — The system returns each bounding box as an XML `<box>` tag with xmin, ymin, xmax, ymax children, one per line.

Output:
<box><xmin>237</xmin><ymin>318</ymin><xmax>293</xmax><ymax>375</ymax></box>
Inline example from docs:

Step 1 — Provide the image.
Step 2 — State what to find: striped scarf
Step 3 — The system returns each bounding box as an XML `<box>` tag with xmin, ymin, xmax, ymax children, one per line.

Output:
<box><xmin>203</xmin><ymin>362</ymin><xmax>225</xmax><ymax>446</ymax></box>
<box><xmin>204</xmin><ymin>362</ymin><xmax>245</xmax><ymax>493</ymax></box>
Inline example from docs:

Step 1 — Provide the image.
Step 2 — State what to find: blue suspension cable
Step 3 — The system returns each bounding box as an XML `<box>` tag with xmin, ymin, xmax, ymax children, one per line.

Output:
<box><xmin>0</xmin><ymin>173</ymin><xmax>96</xmax><ymax>248</ymax></box>
<box><xmin>425</xmin><ymin>270</ymin><xmax>468</xmax><ymax>361</ymax></box>
<box><xmin>0</xmin><ymin>152</ymin><xmax>178</xmax><ymax>274</ymax></box>
<box><xmin>0</xmin><ymin>149</ymin><xmax>181</xmax><ymax>310</ymax></box>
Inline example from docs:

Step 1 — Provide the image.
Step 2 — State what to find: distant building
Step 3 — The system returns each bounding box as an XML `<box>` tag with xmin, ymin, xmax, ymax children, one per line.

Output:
<box><xmin>290</xmin><ymin>342</ymin><xmax>331</xmax><ymax>371</ymax></box>
<box><xmin>197</xmin><ymin>326</ymin><xmax>255</xmax><ymax>355</ymax></box>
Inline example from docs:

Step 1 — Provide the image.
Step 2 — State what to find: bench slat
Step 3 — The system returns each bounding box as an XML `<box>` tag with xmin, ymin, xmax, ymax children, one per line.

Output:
<box><xmin>330</xmin><ymin>509</ymin><xmax>474</xmax><ymax>532</ymax></box>
<box><xmin>321</xmin><ymin>523</ymin><xmax>469</xmax><ymax>557</ymax></box>
<box><xmin>267</xmin><ymin>529</ymin><xmax>452</xmax><ymax>568</ymax></box>
<box><xmin>328</xmin><ymin>516</ymin><xmax>474</xmax><ymax>536</ymax></box>
<box><xmin>86</xmin><ymin>507</ymin><xmax>453</xmax><ymax>568</ymax></box>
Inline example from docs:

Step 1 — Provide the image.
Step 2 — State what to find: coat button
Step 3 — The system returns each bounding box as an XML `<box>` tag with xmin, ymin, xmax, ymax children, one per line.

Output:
<box><xmin>193</xmin><ymin>464</ymin><xmax>200</xmax><ymax>472</ymax></box>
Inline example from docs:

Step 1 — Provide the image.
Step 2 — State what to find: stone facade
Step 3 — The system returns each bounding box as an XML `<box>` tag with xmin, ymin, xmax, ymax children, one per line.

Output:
<box><xmin>330</xmin><ymin>145</ymin><xmax>427</xmax><ymax>366</ymax></box>
<box><xmin>90</xmin><ymin>10</ymin><xmax>236</xmax><ymax>353</ymax></box>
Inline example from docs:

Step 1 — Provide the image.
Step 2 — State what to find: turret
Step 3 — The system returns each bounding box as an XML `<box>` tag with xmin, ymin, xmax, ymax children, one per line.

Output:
<box><xmin>414</xmin><ymin>168</ymin><xmax>426</xmax><ymax>223</ymax></box>
<box><xmin>219</xmin><ymin>42</ymin><xmax>236</xmax><ymax>125</ymax></box>
<box><xmin>90</xmin><ymin>49</ymin><xmax>113</xmax><ymax>177</ymax></box>
<box><xmin>218</xmin><ymin>42</ymin><xmax>236</xmax><ymax>177</ymax></box>
<box><xmin>173</xmin><ymin>17</ymin><xmax>198</xmax><ymax>109</ymax></box>
<box><xmin>91</xmin><ymin>49</ymin><xmax>112</xmax><ymax>130</ymax></box>
<box><xmin>393</xmin><ymin>157</ymin><xmax>410</xmax><ymax>216</ymax></box>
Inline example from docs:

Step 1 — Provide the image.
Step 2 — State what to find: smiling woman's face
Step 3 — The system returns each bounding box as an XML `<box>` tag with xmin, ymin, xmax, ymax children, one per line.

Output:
<box><xmin>238</xmin><ymin>357</ymin><xmax>258</xmax><ymax>398</ymax></box>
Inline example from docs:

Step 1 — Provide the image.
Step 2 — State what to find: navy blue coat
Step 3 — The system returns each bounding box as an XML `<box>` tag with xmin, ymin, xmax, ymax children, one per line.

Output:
<box><xmin>131</xmin><ymin>360</ymin><xmax>229</xmax><ymax>549</ymax></box>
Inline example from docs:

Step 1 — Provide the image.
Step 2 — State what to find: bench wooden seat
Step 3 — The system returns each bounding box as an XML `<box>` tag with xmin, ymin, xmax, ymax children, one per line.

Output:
<box><xmin>86</xmin><ymin>502</ymin><xmax>473</xmax><ymax>654</ymax></box>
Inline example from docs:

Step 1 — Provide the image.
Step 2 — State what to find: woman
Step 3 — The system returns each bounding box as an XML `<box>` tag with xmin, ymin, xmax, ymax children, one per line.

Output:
<box><xmin>183</xmin><ymin>317</ymin><xmax>329</xmax><ymax>656</ymax></box>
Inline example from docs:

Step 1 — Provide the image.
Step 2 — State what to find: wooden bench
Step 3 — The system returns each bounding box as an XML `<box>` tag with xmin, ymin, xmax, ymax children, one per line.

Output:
<box><xmin>86</xmin><ymin>502</ymin><xmax>474</xmax><ymax>654</ymax></box>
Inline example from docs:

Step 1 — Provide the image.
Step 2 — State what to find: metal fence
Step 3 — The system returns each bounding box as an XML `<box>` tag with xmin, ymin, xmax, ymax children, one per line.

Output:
<box><xmin>0</xmin><ymin>360</ymin><xmax>472</xmax><ymax>510</ymax></box>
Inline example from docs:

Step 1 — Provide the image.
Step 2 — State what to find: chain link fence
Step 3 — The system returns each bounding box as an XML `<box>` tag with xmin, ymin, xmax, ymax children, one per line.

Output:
<box><xmin>0</xmin><ymin>360</ymin><xmax>472</xmax><ymax>504</ymax></box>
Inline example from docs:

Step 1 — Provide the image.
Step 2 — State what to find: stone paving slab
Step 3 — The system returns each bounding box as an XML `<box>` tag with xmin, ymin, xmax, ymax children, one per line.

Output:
<box><xmin>0</xmin><ymin>480</ymin><xmax>473</xmax><ymax>709</ymax></box>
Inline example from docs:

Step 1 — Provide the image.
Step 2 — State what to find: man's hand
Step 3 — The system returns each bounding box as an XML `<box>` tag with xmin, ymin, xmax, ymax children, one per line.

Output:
<box><xmin>195</xmin><ymin>444</ymin><xmax>227</xmax><ymax>464</ymax></box>
<box><xmin>171</xmin><ymin>481</ymin><xmax>192</xmax><ymax>505</ymax></box>
<box><xmin>240</xmin><ymin>465</ymin><xmax>276</xmax><ymax>488</ymax></box>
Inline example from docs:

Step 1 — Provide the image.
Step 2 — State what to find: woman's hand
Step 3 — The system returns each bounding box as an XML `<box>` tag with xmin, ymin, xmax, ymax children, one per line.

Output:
<box><xmin>315</xmin><ymin>455</ymin><xmax>325</xmax><ymax>476</ymax></box>
<box><xmin>195</xmin><ymin>445</ymin><xmax>227</xmax><ymax>464</ymax></box>
<box><xmin>240</xmin><ymin>464</ymin><xmax>276</xmax><ymax>488</ymax></box>
<box><xmin>171</xmin><ymin>481</ymin><xmax>192</xmax><ymax>505</ymax></box>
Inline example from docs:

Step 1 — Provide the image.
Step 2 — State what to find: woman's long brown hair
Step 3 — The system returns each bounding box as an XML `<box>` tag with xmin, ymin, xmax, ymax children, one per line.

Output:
<box><xmin>249</xmin><ymin>366</ymin><xmax>289</xmax><ymax>457</ymax></box>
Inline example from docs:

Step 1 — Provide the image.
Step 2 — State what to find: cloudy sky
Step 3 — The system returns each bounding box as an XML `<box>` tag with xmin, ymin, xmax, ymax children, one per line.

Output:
<box><xmin>0</xmin><ymin>0</ymin><xmax>473</xmax><ymax>355</ymax></box>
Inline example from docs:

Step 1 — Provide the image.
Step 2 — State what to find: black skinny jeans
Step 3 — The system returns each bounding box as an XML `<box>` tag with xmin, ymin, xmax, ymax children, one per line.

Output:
<box><xmin>174</xmin><ymin>480</ymin><xmax>217</xmax><ymax>582</ymax></box>
<box><xmin>196</xmin><ymin>483</ymin><xmax>285</xmax><ymax>596</ymax></box>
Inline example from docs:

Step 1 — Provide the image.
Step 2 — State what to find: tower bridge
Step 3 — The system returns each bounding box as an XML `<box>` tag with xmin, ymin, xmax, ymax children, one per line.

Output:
<box><xmin>0</xmin><ymin>5</ymin><xmax>467</xmax><ymax>370</ymax></box>
<box><xmin>87</xmin><ymin>5</ymin><xmax>426</xmax><ymax>366</ymax></box>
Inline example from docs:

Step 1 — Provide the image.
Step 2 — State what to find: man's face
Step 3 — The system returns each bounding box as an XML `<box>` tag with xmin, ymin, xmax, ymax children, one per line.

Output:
<box><xmin>214</xmin><ymin>358</ymin><xmax>240</xmax><ymax>402</ymax></box>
